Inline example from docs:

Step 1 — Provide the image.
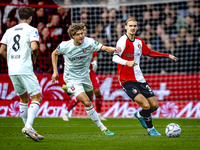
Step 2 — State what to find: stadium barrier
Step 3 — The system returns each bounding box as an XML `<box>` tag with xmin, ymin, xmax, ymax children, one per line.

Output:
<box><xmin>0</xmin><ymin>74</ymin><xmax>199</xmax><ymax>118</ymax></box>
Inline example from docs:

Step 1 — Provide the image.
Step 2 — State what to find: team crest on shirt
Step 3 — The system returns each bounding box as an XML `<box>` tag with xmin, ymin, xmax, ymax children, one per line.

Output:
<box><xmin>138</xmin><ymin>44</ymin><xmax>141</xmax><ymax>49</ymax></box>
<box><xmin>132</xmin><ymin>88</ymin><xmax>137</xmax><ymax>94</ymax></box>
<box><xmin>71</xmin><ymin>86</ymin><xmax>75</xmax><ymax>91</ymax></box>
<box><xmin>83</xmin><ymin>49</ymin><xmax>87</xmax><ymax>53</ymax></box>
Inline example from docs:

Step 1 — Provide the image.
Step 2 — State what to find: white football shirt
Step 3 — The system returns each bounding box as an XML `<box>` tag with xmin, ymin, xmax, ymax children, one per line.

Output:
<box><xmin>56</xmin><ymin>37</ymin><xmax>102</xmax><ymax>82</ymax></box>
<box><xmin>0</xmin><ymin>23</ymin><xmax>39</xmax><ymax>75</ymax></box>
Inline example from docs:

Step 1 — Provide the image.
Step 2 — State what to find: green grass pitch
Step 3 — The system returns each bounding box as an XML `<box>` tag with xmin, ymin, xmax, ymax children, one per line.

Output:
<box><xmin>0</xmin><ymin>117</ymin><xmax>199</xmax><ymax>150</ymax></box>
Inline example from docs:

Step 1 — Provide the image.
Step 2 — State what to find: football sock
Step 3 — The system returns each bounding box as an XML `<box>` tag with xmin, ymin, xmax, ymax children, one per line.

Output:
<box><xmin>149</xmin><ymin>108</ymin><xmax>155</xmax><ymax>113</ymax></box>
<box><xmin>95</xmin><ymin>96</ymin><xmax>102</xmax><ymax>113</ymax></box>
<box><xmin>139</xmin><ymin>109</ymin><xmax>153</xmax><ymax>128</ymax></box>
<box><xmin>20</xmin><ymin>102</ymin><xmax>28</xmax><ymax>125</ymax></box>
<box><xmin>67</xmin><ymin>96</ymin><xmax>79</xmax><ymax>112</ymax></box>
<box><xmin>85</xmin><ymin>105</ymin><xmax>106</xmax><ymax>131</ymax></box>
<box><xmin>26</xmin><ymin>101</ymin><xmax>40</xmax><ymax>129</ymax></box>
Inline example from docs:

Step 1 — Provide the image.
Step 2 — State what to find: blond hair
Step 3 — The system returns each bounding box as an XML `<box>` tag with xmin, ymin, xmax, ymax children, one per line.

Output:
<box><xmin>67</xmin><ymin>22</ymin><xmax>85</xmax><ymax>39</ymax></box>
<box><xmin>125</xmin><ymin>18</ymin><xmax>137</xmax><ymax>25</ymax></box>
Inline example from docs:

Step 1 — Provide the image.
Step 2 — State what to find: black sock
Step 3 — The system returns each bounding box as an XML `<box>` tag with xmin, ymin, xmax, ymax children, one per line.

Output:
<box><xmin>139</xmin><ymin>109</ymin><xmax>153</xmax><ymax>128</ymax></box>
<box><xmin>149</xmin><ymin>108</ymin><xmax>155</xmax><ymax>113</ymax></box>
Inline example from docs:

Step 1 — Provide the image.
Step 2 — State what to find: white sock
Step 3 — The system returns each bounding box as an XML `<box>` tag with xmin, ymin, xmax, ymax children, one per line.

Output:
<box><xmin>148</xmin><ymin>126</ymin><xmax>154</xmax><ymax>131</ymax></box>
<box><xmin>97</xmin><ymin>113</ymin><xmax>101</xmax><ymax>116</ymax></box>
<box><xmin>85</xmin><ymin>105</ymin><xmax>106</xmax><ymax>131</ymax></box>
<box><xmin>20</xmin><ymin>102</ymin><xmax>28</xmax><ymax>125</ymax></box>
<box><xmin>137</xmin><ymin>111</ymin><xmax>142</xmax><ymax>118</ymax></box>
<box><xmin>25</xmin><ymin>101</ymin><xmax>40</xmax><ymax>129</ymax></box>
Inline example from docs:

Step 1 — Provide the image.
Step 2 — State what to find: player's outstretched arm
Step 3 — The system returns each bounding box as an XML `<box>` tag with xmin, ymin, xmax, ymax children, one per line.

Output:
<box><xmin>101</xmin><ymin>46</ymin><xmax>122</xmax><ymax>53</ymax></box>
<box><xmin>147</xmin><ymin>50</ymin><xmax>178</xmax><ymax>62</ymax></box>
<box><xmin>51</xmin><ymin>49</ymin><xmax>59</xmax><ymax>83</ymax></box>
<box><xmin>0</xmin><ymin>44</ymin><xmax>7</xmax><ymax>59</ymax></box>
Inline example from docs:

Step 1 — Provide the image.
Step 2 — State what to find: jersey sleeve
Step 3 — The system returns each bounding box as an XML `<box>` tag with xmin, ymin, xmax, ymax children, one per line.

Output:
<box><xmin>56</xmin><ymin>42</ymin><xmax>66</xmax><ymax>55</ymax></box>
<box><xmin>141</xmin><ymin>39</ymin><xmax>151</xmax><ymax>56</ymax></box>
<box><xmin>115</xmin><ymin>36</ymin><xmax>126</xmax><ymax>56</ymax></box>
<box><xmin>30</xmin><ymin>28</ymin><xmax>39</xmax><ymax>42</ymax></box>
<box><xmin>0</xmin><ymin>30</ymin><xmax>8</xmax><ymax>45</ymax></box>
<box><xmin>91</xmin><ymin>39</ymin><xmax>103</xmax><ymax>52</ymax></box>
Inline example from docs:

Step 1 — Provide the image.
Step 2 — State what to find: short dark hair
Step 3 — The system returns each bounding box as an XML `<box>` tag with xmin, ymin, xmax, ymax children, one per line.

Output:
<box><xmin>18</xmin><ymin>7</ymin><xmax>35</xmax><ymax>20</ymax></box>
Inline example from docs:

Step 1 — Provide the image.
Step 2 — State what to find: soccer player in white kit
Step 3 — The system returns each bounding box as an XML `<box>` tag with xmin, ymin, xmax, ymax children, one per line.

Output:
<box><xmin>0</xmin><ymin>7</ymin><xmax>44</xmax><ymax>141</ymax></box>
<box><xmin>51</xmin><ymin>22</ymin><xmax>121</xmax><ymax>135</ymax></box>
<box><xmin>112</xmin><ymin>18</ymin><xmax>178</xmax><ymax>135</ymax></box>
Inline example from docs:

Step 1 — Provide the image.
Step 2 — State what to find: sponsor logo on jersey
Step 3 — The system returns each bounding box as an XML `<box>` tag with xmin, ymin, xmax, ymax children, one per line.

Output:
<box><xmin>69</xmin><ymin>55</ymin><xmax>87</xmax><ymax>61</ymax></box>
<box><xmin>83</xmin><ymin>49</ymin><xmax>87</xmax><ymax>53</ymax></box>
<box><xmin>138</xmin><ymin>44</ymin><xmax>141</xmax><ymax>49</ymax></box>
<box><xmin>126</xmin><ymin>53</ymin><xmax>134</xmax><ymax>57</ymax></box>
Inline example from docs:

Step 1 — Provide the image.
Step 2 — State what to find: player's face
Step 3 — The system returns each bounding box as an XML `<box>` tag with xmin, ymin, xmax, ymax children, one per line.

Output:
<box><xmin>125</xmin><ymin>21</ymin><xmax>138</xmax><ymax>36</ymax></box>
<box><xmin>73</xmin><ymin>29</ymin><xmax>85</xmax><ymax>46</ymax></box>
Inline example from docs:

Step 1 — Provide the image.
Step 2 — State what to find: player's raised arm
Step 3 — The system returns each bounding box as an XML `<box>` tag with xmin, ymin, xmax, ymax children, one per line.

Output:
<box><xmin>101</xmin><ymin>45</ymin><xmax>122</xmax><ymax>53</ymax></box>
<box><xmin>51</xmin><ymin>49</ymin><xmax>59</xmax><ymax>83</ymax></box>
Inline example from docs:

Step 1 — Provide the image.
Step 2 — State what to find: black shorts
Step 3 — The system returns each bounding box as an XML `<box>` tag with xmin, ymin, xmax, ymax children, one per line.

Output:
<box><xmin>121</xmin><ymin>81</ymin><xmax>155</xmax><ymax>101</ymax></box>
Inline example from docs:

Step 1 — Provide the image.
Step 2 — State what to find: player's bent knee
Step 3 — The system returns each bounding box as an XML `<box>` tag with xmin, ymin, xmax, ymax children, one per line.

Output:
<box><xmin>141</xmin><ymin>102</ymin><xmax>150</xmax><ymax>110</ymax></box>
<box><xmin>84</xmin><ymin>101</ymin><xmax>92</xmax><ymax>107</ymax></box>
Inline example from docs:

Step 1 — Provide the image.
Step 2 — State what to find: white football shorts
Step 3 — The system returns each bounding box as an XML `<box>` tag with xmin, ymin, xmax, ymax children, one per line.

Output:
<box><xmin>9</xmin><ymin>73</ymin><xmax>40</xmax><ymax>96</ymax></box>
<box><xmin>65</xmin><ymin>76</ymin><xmax>93</xmax><ymax>97</ymax></box>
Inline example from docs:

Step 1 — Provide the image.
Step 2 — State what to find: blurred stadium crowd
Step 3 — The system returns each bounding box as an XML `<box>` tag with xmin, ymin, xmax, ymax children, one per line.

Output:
<box><xmin>0</xmin><ymin>0</ymin><xmax>199</xmax><ymax>74</ymax></box>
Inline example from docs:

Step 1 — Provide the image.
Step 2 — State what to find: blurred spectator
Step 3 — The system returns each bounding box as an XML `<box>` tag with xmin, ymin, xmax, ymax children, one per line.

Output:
<box><xmin>37</xmin><ymin>22</ymin><xmax>45</xmax><ymax>35</ymax></box>
<box><xmin>32</xmin><ymin>6</ymin><xmax>48</xmax><ymax>27</ymax></box>
<box><xmin>138</xmin><ymin>9</ymin><xmax>152</xmax><ymax>36</ymax></box>
<box><xmin>35</xmin><ymin>42</ymin><xmax>52</xmax><ymax>74</ymax></box>
<box><xmin>163</xmin><ymin>13</ymin><xmax>177</xmax><ymax>37</ymax></box>
<box><xmin>57</xmin><ymin>6</ymin><xmax>71</xmax><ymax>41</ymax></box>
<box><xmin>151</xmin><ymin>6</ymin><xmax>162</xmax><ymax>30</ymax></box>
<box><xmin>47</xmin><ymin>14</ymin><xmax>62</xmax><ymax>39</ymax></box>
<box><xmin>180</xmin><ymin>32</ymin><xmax>199</xmax><ymax>73</ymax></box>
<box><xmin>118</xmin><ymin>5</ymin><xmax>128</xmax><ymax>22</ymax></box>
<box><xmin>140</xmin><ymin>43</ymin><xmax>162</xmax><ymax>74</ymax></box>
<box><xmin>40</xmin><ymin>27</ymin><xmax>52</xmax><ymax>50</ymax></box>
<box><xmin>3</xmin><ymin>0</ymin><xmax>28</xmax><ymax>25</ymax></box>
<box><xmin>112</xmin><ymin>21</ymin><xmax>124</xmax><ymax>43</ymax></box>
<box><xmin>185</xmin><ymin>14</ymin><xmax>199</xmax><ymax>39</ymax></box>
<box><xmin>152</xmin><ymin>24</ymin><xmax>165</xmax><ymax>52</ymax></box>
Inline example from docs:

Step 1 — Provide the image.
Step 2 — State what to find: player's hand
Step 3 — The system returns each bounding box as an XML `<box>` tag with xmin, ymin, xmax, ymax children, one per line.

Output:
<box><xmin>126</xmin><ymin>60</ymin><xmax>138</xmax><ymax>67</ymax></box>
<box><xmin>169</xmin><ymin>54</ymin><xmax>178</xmax><ymax>62</ymax></box>
<box><xmin>52</xmin><ymin>72</ymin><xmax>58</xmax><ymax>83</ymax></box>
<box><xmin>114</xmin><ymin>47</ymin><xmax>122</xmax><ymax>53</ymax></box>
<box><xmin>91</xmin><ymin>60</ymin><xmax>98</xmax><ymax>72</ymax></box>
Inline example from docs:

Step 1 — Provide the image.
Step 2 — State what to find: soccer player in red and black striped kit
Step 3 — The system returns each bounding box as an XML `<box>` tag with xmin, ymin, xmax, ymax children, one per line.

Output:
<box><xmin>112</xmin><ymin>18</ymin><xmax>178</xmax><ymax>135</ymax></box>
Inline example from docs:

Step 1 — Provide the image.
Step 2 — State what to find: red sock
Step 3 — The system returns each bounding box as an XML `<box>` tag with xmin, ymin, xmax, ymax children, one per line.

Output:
<box><xmin>95</xmin><ymin>96</ymin><xmax>102</xmax><ymax>113</ymax></box>
<box><xmin>67</xmin><ymin>97</ymin><xmax>79</xmax><ymax>112</ymax></box>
